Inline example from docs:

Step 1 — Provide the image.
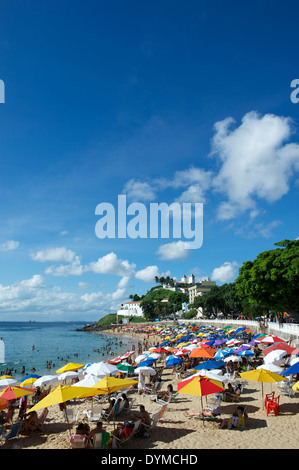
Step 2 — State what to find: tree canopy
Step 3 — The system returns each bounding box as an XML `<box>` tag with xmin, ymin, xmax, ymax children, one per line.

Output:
<box><xmin>140</xmin><ymin>287</ymin><xmax>188</xmax><ymax>321</ymax></box>
<box><xmin>235</xmin><ymin>239</ymin><xmax>299</xmax><ymax>321</ymax></box>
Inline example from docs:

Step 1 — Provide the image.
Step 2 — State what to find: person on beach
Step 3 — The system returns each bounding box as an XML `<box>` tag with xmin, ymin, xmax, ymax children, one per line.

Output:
<box><xmin>21</xmin><ymin>410</ymin><xmax>39</xmax><ymax>434</ymax></box>
<box><xmin>218</xmin><ymin>406</ymin><xmax>247</xmax><ymax>429</ymax></box>
<box><xmin>156</xmin><ymin>384</ymin><xmax>174</xmax><ymax>402</ymax></box>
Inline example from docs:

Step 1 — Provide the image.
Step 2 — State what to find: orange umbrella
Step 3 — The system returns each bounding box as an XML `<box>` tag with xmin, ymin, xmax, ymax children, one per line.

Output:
<box><xmin>190</xmin><ymin>347</ymin><xmax>215</xmax><ymax>359</ymax></box>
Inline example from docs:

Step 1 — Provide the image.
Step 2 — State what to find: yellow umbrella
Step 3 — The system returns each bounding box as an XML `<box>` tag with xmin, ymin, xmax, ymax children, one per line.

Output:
<box><xmin>0</xmin><ymin>375</ymin><xmax>14</xmax><ymax>380</ymax></box>
<box><xmin>28</xmin><ymin>384</ymin><xmax>102</xmax><ymax>413</ymax></box>
<box><xmin>20</xmin><ymin>377</ymin><xmax>38</xmax><ymax>387</ymax></box>
<box><xmin>239</xmin><ymin>369</ymin><xmax>286</xmax><ymax>407</ymax></box>
<box><xmin>89</xmin><ymin>376</ymin><xmax>138</xmax><ymax>396</ymax></box>
<box><xmin>55</xmin><ymin>362</ymin><xmax>85</xmax><ymax>374</ymax></box>
<box><xmin>292</xmin><ymin>381</ymin><xmax>299</xmax><ymax>391</ymax></box>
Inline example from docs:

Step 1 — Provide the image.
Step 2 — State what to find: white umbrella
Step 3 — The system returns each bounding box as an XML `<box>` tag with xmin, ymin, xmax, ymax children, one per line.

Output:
<box><xmin>134</xmin><ymin>366</ymin><xmax>156</xmax><ymax>376</ymax></box>
<box><xmin>264</xmin><ymin>350</ymin><xmax>287</xmax><ymax>364</ymax></box>
<box><xmin>289</xmin><ymin>357</ymin><xmax>299</xmax><ymax>366</ymax></box>
<box><xmin>257</xmin><ymin>363</ymin><xmax>284</xmax><ymax>374</ymax></box>
<box><xmin>33</xmin><ymin>375</ymin><xmax>60</xmax><ymax>387</ymax></box>
<box><xmin>134</xmin><ymin>354</ymin><xmax>148</xmax><ymax>365</ymax></box>
<box><xmin>224</xmin><ymin>355</ymin><xmax>242</xmax><ymax>363</ymax></box>
<box><xmin>0</xmin><ymin>378</ymin><xmax>19</xmax><ymax>388</ymax></box>
<box><xmin>147</xmin><ymin>353</ymin><xmax>161</xmax><ymax>360</ymax></box>
<box><xmin>57</xmin><ymin>371</ymin><xmax>81</xmax><ymax>381</ymax></box>
<box><xmin>83</xmin><ymin>362</ymin><xmax>119</xmax><ymax>377</ymax></box>
<box><xmin>72</xmin><ymin>374</ymin><xmax>104</xmax><ymax>387</ymax></box>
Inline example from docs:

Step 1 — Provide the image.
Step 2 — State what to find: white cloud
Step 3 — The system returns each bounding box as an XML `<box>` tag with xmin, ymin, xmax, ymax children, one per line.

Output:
<box><xmin>211</xmin><ymin>111</ymin><xmax>299</xmax><ymax>219</ymax></box>
<box><xmin>211</xmin><ymin>261</ymin><xmax>238</xmax><ymax>283</ymax></box>
<box><xmin>117</xmin><ymin>276</ymin><xmax>131</xmax><ymax>288</ymax></box>
<box><xmin>0</xmin><ymin>240</ymin><xmax>19</xmax><ymax>251</ymax></box>
<box><xmin>157</xmin><ymin>240</ymin><xmax>190</xmax><ymax>260</ymax></box>
<box><xmin>135</xmin><ymin>265</ymin><xmax>159</xmax><ymax>283</ymax></box>
<box><xmin>123</xmin><ymin>179</ymin><xmax>157</xmax><ymax>202</ymax></box>
<box><xmin>88</xmin><ymin>252</ymin><xmax>136</xmax><ymax>277</ymax></box>
<box><xmin>45</xmin><ymin>256</ymin><xmax>85</xmax><ymax>277</ymax></box>
<box><xmin>31</xmin><ymin>247</ymin><xmax>76</xmax><ymax>263</ymax></box>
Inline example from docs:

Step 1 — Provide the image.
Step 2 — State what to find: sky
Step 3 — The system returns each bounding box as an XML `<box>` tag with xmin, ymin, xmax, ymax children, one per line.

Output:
<box><xmin>0</xmin><ymin>0</ymin><xmax>298</xmax><ymax>321</ymax></box>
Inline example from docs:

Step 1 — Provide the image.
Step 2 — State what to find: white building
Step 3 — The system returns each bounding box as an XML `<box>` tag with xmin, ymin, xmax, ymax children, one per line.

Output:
<box><xmin>117</xmin><ymin>301</ymin><xmax>144</xmax><ymax>318</ymax></box>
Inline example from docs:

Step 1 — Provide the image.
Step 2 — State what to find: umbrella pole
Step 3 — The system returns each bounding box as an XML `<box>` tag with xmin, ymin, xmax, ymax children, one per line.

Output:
<box><xmin>201</xmin><ymin>396</ymin><xmax>204</xmax><ymax>427</ymax></box>
<box><xmin>64</xmin><ymin>407</ymin><xmax>72</xmax><ymax>437</ymax></box>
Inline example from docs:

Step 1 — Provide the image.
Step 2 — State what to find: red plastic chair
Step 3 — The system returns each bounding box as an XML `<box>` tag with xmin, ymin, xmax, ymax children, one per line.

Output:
<box><xmin>264</xmin><ymin>391</ymin><xmax>275</xmax><ymax>409</ymax></box>
<box><xmin>266</xmin><ymin>395</ymin><xmax>280</xmax><ymax>416</ymax></box>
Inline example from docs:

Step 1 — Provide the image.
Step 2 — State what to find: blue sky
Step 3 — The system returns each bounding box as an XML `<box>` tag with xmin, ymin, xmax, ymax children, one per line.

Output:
<box><xmin>0</xmin><ymin>0</ymin><xmax>298</xmax><ymax>320</ymax></box>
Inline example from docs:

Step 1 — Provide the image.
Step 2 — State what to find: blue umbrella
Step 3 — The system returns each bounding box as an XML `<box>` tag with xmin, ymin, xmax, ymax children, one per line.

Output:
<box><xmin>238</xmin><ymin>350</ymin><xmax>254</xmax><ymax>357</ymax></box>
<box><xmin>165</xmin><ymin>355</ymin><xmax>183</xmax><ymax>367</ymax></box>
<box><xmin>214</xmin><ymin>348</ymin><xmax>235</xmax><ymax>359</ymax></box>
<box><xmin>281</xmin><ymin>362</ymin><xmax>299</xmax><ymax>376</ymax></box>
<box><xmin>137</xmin><ymin>359</ymin><xmax>155</xmax><ymax>368</ymax></box>
<box><xmin>19</xmin><ymin>374</ymin><xmax>41</xmax><ymax>383</ymax></box>
<box><xmin>194</xmin><ymin>359</ymin><xmax>226</xmax><ymax>370</ymax></box>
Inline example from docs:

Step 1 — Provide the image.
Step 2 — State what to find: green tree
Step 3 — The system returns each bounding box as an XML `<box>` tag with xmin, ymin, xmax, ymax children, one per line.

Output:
<box><xmin>236</xmin><ymin>239</ymin><xmax>299</xmax><ymax>322</ymax></box>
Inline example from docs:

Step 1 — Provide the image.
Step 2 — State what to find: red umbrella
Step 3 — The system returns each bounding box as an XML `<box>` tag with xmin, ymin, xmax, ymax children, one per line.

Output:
<box><xmin>153</xmin><ymin>347</ymin><xmax>170</xmax><ymax>354</ymax></box>
<box><xmin>262</xmin><ymin>343</ymin><xmax>296</xmax><ymax>355</ymax></box>
<box><xmin>177</xmin><ymin>375</ymin><xmax>224</xmax><ymax>425</ymax></box>
<box><xmin>0</xmin><ymin>385</ymin><xmax>35</xmax><ymax>401</ymax></box>
<box><xmin>259</xmin><ymin>334</ymin><xmax>286</xmax><ymax>344</ymax></box>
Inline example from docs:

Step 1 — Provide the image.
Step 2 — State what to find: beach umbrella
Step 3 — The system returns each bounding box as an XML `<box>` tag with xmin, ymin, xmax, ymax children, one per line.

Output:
<box><xmin>153</xmin><ymin>347</ymin><xmax>170</xmax><ymax>354</ymax></box>
<box><xmin>57</xmin><ymin>371</ymin><xmax>81</xmax><ymax>381</ymax></box>
<box><xmin>259</xmin><ymin>335</ymin><xmax>286</xmax><ymax>344</ymax></box>
<box><xmin>177</xmin><ymin>375</ymin><xmax>224</xmax><ymax>425</ymax></box>
<box><xmin>214</xmin><ymin>348</ymin><xmax>235</xmax><ymax>359</ymax></box>
<box><xmin>280</xmin><ymin>362</ymin><xmax>299</xmax><ymax>376</ymax></box>
<box><xmin>239</xmin><ymin>368</ymin><xmax>286</xmax><ymax>406</ymax></box>
<box><xmin>56</xmin><ymin>362</ymin><xmax>85</xmax><ymax>374</ymax></box>
<box><xmin>190</xmin><ymin>347</ymin><xmax>215</xmax><ymax>359</ymax></box>
<box><xmin>33</xmin><ymin>375</ymin><xmax>60</xmax><ymax>388</ymax></box>
<box><xmin>0</xmin><ymin>378</ymin><xmax>19</xmax><ymax>389</ymax></box>
<box><xmin>238</xmin><ymin>350</ymin><xmax>254</xmax><ymax>358</ymax></box>
<box><xmin>292</xmin><ymin>381</ymin><xmax>299</xmax><ymax>391</ymax></box>
<box><xmin>264</xmin><ymin>350</ymin><xmax>287</xmax><ymax>364</ymax></box>
<box><xmin>19</xmin><ymin>374</ymin><xmax>41</xmax><ymax>383</ymax></box>
<box><xmin>91</xmin><ymin>376</ymin><xmax>138</xmax><ymax>394</ymax></box>
<box><xmin>262</xmin><ymin>343</ymin><xmax>296</xmax><ymax>356</ymax></box>
<box><xmin>165</xmin><ymin>355</ymin><xmax>183</xmax><ymax>367</ymax></box>
<box><xmin>116</xmin><ymin>363</ymin><xmax>135</xmax><ymax>374</ymax></box>
<box><xmin>257</xmin><ymin>363</ymin><xmax>284</xmax><ymax>374</ymax></box>
<box><xmin>0</xmin><ymin>375</ymin><xmax>15</xmax><ymax>380</ymax></box>
<box><xmin>136</xmin><ymin>359</ymin><xmax>155</xmax><ymax>368</ymax></box>
<box><xmin>20</xmin><ymin>377</ymin><xmax>38</xmax><ymax>387</ymax></box>
<box><xmin>147</xmin><ymin>353</ymin><xmax>161</xmax><ymax>360</ymax></box>
<box><xmin>213</xmin><ymin>339</ymin><xmax>226</xmax><ymax>347</ymax></box>
<box><xmin>224</xmin><ymin>355</ymin><xmax>242</xmax><ymax>362</ymax></box>
<box><xmin>194</xmin><ymin>359</ymin><xmax>226</xmax><ymax>370</ymax></box>
<box><xmin>0</xmin><ymin>385</ymin><xmax>35</xmax><ymax>401</ymax></box>
<box><xmin>289</xmin><ymin>357</ymin><xmax>299</xmax><ymax>367</ymax></box>
<box><xmin>134</xmin><ymin>354</ymin><xmax>148</xmax><ymax>365</ymax></box>
<box><xmin>83</xmin><ymin>362</ymin><xmax>119</xmax><ymax>377</ymax></box>
<box><xmin>72</xmin><ymin>373</ymin><xmax>104</xmax><ymax>388</ymax></box>
<box><xmin>235</xmin><ymin>344</ymin><xmax>251</xmax><ymax>354</ymax></box>
<box><xmin>134</xmin><ymin>366</ymin><xmax>156</xmax><ymax>376</ymax></box>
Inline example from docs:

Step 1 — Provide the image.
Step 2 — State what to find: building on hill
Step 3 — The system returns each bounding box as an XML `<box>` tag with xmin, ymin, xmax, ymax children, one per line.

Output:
<box><xmin>117</xmin><ymin>301</ymin><xmax>144</xmax><ymax>318</ymax></box>
<box><xmin>188</xmin><ymin>281</ymin><xmax>217</xmax><ymax>317</ymax></box>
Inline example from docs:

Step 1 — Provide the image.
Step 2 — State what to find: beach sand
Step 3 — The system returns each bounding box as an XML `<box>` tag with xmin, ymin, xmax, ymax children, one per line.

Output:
<box><xmin>1</xmin><ymin>329</ymin><xmax>298</xmax><ymax>450</ymax></box>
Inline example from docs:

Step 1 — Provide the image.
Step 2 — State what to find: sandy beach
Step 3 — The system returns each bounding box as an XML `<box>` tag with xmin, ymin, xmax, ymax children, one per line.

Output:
<box><xmin>1</xmin><ymin>327</ymin><xmax>298</xmax><ymax>450</ymax></box>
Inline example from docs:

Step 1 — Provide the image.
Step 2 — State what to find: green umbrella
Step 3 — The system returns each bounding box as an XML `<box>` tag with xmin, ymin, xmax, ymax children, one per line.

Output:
<box><xmin>116</xmin><ymin>363</ymin><xmax>135</xmax><ymax>374</ymax></box>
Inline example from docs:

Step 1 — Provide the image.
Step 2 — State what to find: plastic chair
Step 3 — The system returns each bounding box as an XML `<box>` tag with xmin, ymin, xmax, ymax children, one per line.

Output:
<box><xmin>266</xmin><ymin>396</ymin><xmax>280</xmax><ymax>417</ymax></box>
<box><xmin>70</xmin><ymin>433</ymin><xmax>87</xmax><ymax>449</ymax></box>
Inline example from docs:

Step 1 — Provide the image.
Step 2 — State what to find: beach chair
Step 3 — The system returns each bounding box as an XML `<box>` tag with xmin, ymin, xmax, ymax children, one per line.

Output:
<box><xmin>31</xmin><ymin>407</ymin><xmax>49</xmax><ymax>433</ymax></box>
<box><xmin>92</xmin><ymin>431</ymin><xmax>110</xmax><ymax>449</ymax></box>
<box><xmin>156</xmin><ymin>393</ymin><xmax>172</xmax><ymax>406</ymax></box>
<box><xmin>101</xmin><ymin>403</ymin><xmax>116</xmax><ymax>422</ymax></box>
<box><xmin>65</xmin><ymin>408</ymin><xmax>77</xmax><ymax>424</ymax></box>
<box><xmin>112</xmin><ymin>419</ymin><xmax>142</xmax><ymax>448</ymax></box>
<box><xmin>115</xmin><ymin>400</ymin><xmax>125</xmax><ymax>416</ymax></box>
<box><xmin>278</xmin><ymin>381</ymin><xmax>296</xmax><ymax>397</ymax></box>
<box><xmin>3</xmin><ymin>422</ymin><xmax>21</xmax><ymax>442</ymax></box>
<box><xmin>265</xmin><ymin>395</ymin><xmax>280</xmax><ymax>417</ymax></box>
<box><xmin>124</xmin><ymin>398</ymin><xmax>136</xmax><ymax>415</ymax></box>
<box><xmin>70</xmin><ymin>433</ymin><xmax>87</xmax><ymax>449</ymax></box>
<box><xmin>86</xmin><ymin>406</ymin><xmax>102</xmax><ymax>422</ymax></box>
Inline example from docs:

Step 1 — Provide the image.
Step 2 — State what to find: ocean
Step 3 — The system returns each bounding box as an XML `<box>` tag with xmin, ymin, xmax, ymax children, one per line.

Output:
<box><xmin>0</xmin><ymin>321</ymin><xmax>137</xmax><ymax>380</ymax></box>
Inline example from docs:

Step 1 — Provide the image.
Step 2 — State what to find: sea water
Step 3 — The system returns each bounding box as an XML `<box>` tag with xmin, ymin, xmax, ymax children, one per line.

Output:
<box><xmin>0</xmin><ymin>322</ymin><xmax>137</xmax><ymax>380</ymax></box>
